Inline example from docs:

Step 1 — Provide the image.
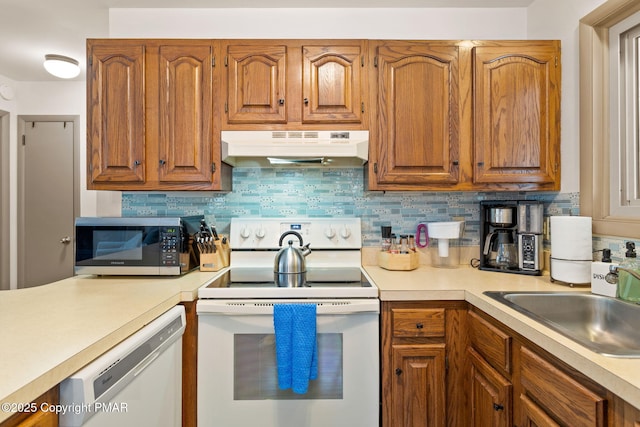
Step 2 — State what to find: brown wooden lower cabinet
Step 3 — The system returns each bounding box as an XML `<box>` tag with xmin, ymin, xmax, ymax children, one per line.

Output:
<box><xmin>468</xmin><ymin>307</ymin><xmax>608</xmax><ymax>427</ymax></box>
<box><xmin>381</xmin><ymin>301</ymin><xmax>468</xmax><ymax>427</ymax></box>
<box><xmin>382</xmin><ymin>302</ymin><xmax>640</xmax><ymax>427</ymax></box>
<box><xmin>181</xmin><ymin>301</ymin><xmax>198</xmax><ymax>427</ymax></box>
<box><xmin>468</xmin><ymin>347</ymin><xmax>512</xmax><ymax>427</ymax></box>
<box><xmin>0</xmin><ymin>387</ymin><xmax>58</xmax><ymax>427</ymax></box>
<box><xmin>391</xmin><ymin>344</ymin><xmax>446</xmax><ymax>426</ymax></box>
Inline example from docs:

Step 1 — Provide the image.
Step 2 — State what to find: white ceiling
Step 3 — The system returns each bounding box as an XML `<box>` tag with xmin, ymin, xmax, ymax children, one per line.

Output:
<box><xmin>0</xmin><ymin>0</ymin><xmax>535</xmax><ymax>82</ymax></box>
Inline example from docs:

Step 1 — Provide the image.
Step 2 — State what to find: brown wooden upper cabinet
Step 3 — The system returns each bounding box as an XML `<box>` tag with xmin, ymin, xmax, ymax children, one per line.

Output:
<box><xmin>87</xmin><ymin>39</ymin><xmax>230</xmax><ymax>191</ymax></box>
<box><xmin>368</xmin><ymin>40</ymin><xmax>561</xmax><ymax>191</ymax></box>
<box><xmin>473</xmin><ymin>42</ymin><xmax>561</xmax><ymax>189</ymax></box>
<box><xmin>222</xmin><ymin>40</ymin><xmax>367</xmax><ymax>128</ymax></box>
<box><xmin>369</xmin><ymin>41</ymin><xmax>461</xmax><ymax>188</ymax></box>
<box><xmin>87</xmin><ymin>41</ymin><xmax>146</xmax><ymax>185</ymax></box>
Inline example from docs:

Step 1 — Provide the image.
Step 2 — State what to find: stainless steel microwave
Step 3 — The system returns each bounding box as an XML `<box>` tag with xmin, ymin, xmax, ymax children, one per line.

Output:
<box><xmin>75</xmin><ymin>216</ymin><xmax>203</xmax><ymax>276</ymax></box>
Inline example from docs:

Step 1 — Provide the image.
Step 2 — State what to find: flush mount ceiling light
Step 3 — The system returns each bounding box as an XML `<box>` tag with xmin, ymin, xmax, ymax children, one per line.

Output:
<box><xmin>43</xmin><ymin>54</ymin><xmax>80</xmax><ymax>79</ymax></box>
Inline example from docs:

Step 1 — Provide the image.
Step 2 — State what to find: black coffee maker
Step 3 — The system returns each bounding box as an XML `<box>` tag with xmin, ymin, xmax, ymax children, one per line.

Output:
<box><xmin>479</xmin><ymin>200</ymin><xmax>542</xmax><ymax>276</ymax></box>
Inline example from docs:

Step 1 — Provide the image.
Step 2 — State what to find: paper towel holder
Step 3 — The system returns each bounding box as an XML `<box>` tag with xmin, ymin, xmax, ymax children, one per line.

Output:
<box><xmin>549</xmin><ymin>215</ymin><xmax>593</xmax><ymax>286</ymax></box>
<box><xmin>549</xmin><ymin>257</ymin><xmax>592</xmax><ymax>287</ymax></box>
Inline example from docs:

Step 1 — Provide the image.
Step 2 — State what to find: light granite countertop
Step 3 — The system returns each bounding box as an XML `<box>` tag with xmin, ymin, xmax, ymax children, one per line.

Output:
<box><xmin>363</xmin><ymin>264</ymin><xmax>640</xmax><ymax>411</ymax></box>
<box><xmin>0</xmin><ymin>271</ymin><xmax>219</xmax><ymax>423</ymax></box>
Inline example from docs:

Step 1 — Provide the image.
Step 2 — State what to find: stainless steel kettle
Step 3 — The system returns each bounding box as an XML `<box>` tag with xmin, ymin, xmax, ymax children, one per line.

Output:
<box><xmin>274</xmin><ymin>231</ymin><xmax>312</xmax><ymax>287</ymax></box>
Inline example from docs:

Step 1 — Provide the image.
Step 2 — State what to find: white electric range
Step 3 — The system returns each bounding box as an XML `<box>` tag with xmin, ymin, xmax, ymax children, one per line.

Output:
<box><xmin>197</xmin><ymin>217</ymin><xmax>379</xmax><ymax>427</ymax></box>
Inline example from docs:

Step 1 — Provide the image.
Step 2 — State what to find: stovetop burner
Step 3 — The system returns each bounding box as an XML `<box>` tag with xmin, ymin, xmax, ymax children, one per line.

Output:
<box><xmin>200</xmin><ymin>267</ymin><xmax>377</xmax><ymax>299</ymax></box>
<box><xmin>198</xmin><ymin>217</ymin><xmax>378</xmax><ymax>299</ymax></box>
<box><xmin>205</xmin><ymin>267</ymin><xmax>371</xmax><ymax>288</ymax></box>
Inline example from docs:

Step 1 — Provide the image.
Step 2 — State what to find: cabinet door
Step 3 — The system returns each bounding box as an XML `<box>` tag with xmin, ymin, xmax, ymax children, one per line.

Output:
<box><xmin>374</xmin><ymin>43</ymin><xmax>460</xmax><ymax>186</ymax></box>
<box><xmin>473</xmin><ymin>43</ymin><xmax>560</xmax><ymax>187</ymax></box>
<box><xmin>520</xmin><ymin>394</ymin><xmax>561</xmax><ymax>427</ymax></box>
<box><xmin>302</xmin><ymin>45</ymin><xmax>363</xmax><ymax>124</ymax></box>
<box><xmin>226</xmin><ymin>44</ymin><xmax>287</xmax><ymax>123</ymax></box>
<box><xmin>391</xmin><ymin>344</ymin><xmax>446</xmax><ymax>427</ymax></box>
<box><xmin>520</xmin><ymin>346</ymin><xmax>605</xmax><ymax>427</ymax></box>
<box><xmin>468</xmin><ymin>348</ymin><xmax>512</xmax><ymax>427</ymax></box>
<box><xmin>157</xmin><ymin>43</ymin><xmax>213</xmax><ymax>183</ymax></box>
<box><xmin>87</xmin><ymin>42</ymin><xmax>145</xmax><ymax>184</ymax></box>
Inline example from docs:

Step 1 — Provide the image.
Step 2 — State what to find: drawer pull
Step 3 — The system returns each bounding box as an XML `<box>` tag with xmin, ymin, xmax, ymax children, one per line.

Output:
<box><xmin>416</xmin><ymin>322</ymin><xmax>424</xmax><ymax>329</ymax></box>
<box><xmin>395</xmin><ymin>368</ymin><xmax>403</xmax><ymax>376</ymax></box>
<box><xmin>493</xmin><ymin>403</ymin><xmax>504</xmax><ymax>411</ymax></box>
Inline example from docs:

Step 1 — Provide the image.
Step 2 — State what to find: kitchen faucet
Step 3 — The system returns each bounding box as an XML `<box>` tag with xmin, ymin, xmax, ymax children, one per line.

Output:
<box><xmin>605</xmin><ymin>265</ymin><xmax>640</xmax><ymax>284</ymax></box>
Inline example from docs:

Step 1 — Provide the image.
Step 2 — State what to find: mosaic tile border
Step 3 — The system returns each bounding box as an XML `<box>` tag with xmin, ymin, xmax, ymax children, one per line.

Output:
<box><xmin>122</xmin><ymin>167</ymin><xmax>583</xmax><ymax>248</ymax></box>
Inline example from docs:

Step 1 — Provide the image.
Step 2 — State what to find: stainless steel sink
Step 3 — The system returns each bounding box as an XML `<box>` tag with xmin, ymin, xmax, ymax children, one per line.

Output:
<box><xmin>484</xmin><ymin>291</ymin><xmax>640</xmax><ymax>358</ymax></box>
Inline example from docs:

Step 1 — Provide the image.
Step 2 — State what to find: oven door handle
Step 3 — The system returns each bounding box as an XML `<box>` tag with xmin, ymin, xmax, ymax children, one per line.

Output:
<box><xmin>197</xmin><ymin>299</ymin><xmax>380</xmax><ymax>315</ymax></box>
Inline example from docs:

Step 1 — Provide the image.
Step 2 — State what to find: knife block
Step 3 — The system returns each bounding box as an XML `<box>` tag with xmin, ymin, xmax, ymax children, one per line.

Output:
<box><xmin>199</xmin><ymin>236</ymin><xmax>231</xmax><ymax>272</ymax></box>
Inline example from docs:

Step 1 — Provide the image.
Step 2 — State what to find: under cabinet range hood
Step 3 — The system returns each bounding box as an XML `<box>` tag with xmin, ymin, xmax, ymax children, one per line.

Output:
<box><xmin>221</xmin><ymin>130</ymin><xmax>368</xmax><ymax>167</ymax></box>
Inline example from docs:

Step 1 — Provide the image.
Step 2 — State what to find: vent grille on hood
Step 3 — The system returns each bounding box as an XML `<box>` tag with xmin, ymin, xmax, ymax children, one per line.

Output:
<box><xmin>221</xmin><ymin>130</ymin><xmax>368</xmax><ymax>167</ymax></box>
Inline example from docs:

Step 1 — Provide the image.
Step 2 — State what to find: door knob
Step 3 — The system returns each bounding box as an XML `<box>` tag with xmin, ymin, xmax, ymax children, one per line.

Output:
<box><xmin>60</xmin><ymin>236</ymin><xmax>71</xmax><ymax>244</ymax></box>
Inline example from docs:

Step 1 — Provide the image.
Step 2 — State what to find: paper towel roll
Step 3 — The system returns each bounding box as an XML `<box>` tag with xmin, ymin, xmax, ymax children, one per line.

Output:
<box><xmin>550</xmin><ymin>259</ymin><xmax>591</xmax><ymax>284</ymax></box>
<box><xmin>550</xmin><ymin>216</ymin><xmax>592</xmax><ymax>285</ymax></box>
<box><xmin>550</xmin><ymin>216</ymin><xmax>592</xmax><ymax>260</ymax></box>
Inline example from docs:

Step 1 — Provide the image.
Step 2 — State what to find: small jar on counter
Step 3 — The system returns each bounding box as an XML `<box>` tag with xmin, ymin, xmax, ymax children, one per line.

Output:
<box><xmin>399</xmin><ymin>235</ymin><xmax>409</xmax><ymax>254</ymax></box>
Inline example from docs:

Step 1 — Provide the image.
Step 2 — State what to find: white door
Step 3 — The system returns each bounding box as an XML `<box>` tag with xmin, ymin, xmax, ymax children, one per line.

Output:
<box><xmin>18</xmin><ymin>119</ymin><xmax>77</xmax><ymax>288</ymax></box>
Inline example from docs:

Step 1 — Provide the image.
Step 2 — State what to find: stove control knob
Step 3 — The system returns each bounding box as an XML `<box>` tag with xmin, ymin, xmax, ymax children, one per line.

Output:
<box><xmin>340</xmin><ymin>226</ymin><xmax>351</xmax><ymax>239</ymax></box>
<box><xmin>255</xmin><ymin>226</ymin><xmax>266</xmax><ymax>239</ymax></box>
<box><xmin>240</xmin><ymin>226</ymin><xmax>251</xmax><ymax>239</ymax></box>
<box><xmin>325</xmin><ymin>226</ymin><xmax>336</xmax><ymax>239</ymax></box>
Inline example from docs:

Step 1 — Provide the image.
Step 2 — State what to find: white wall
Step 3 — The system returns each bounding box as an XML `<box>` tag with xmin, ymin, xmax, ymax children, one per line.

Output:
<box><xmin>109</xmin><ymin>8</ymin><xmax>528</xmax><ymax>39</ymax></box>
<box><xmin>526</xmin><ymin>0</ymin><xmax>607</xmax><ymax>192</ymax></box>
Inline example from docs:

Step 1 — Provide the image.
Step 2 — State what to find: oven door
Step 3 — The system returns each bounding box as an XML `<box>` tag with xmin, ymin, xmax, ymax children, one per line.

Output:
<box><xmin>196</xmin><ymin>299</ymin><xmax>379</xmax><ymax>427</ymax></box>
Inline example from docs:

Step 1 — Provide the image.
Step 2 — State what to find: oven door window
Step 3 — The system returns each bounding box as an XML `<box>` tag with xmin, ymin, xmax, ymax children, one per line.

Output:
<box><xmin>234</xmin><ymin>333</ymin><xmax>343</xmax><ymax>400</ymax></box>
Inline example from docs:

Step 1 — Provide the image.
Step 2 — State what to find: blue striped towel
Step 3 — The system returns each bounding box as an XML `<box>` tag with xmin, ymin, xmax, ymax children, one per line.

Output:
<box><xmin>273</xmin><ymin>303</ymin><xmax>318</xmax><ymax>394</ymax></box>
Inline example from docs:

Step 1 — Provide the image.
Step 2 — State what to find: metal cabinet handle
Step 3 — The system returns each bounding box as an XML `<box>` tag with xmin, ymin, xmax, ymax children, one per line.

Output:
<box><xmin>133</xmin><ymin>160</ymin><xmax>141</xmax><ymax>166</ymax></box>
<box><xmin>159</xmin><ymin>159</ymin><xmax>166</xmax><ymax>166</ymax></box>
<box><xmin>60</xmin><ymin>236</ymin><xmax>71</xmax><ymax>244</ymax></box>
<box><xmin>278</xmin><ymin>99</ymin><xmax>285</xmax><ymax>105</ymax></box>
<box><xmin>493</xmin><ymin>403</ymin><xmax>504</xmax><ymax>411</ymax></box>
<box><xmin>416</xmin><ymin>322</ymin><xmax>424</xmax><ymax>329</ymax></box>
<box><xmin>395</xmin><ymin>368</ymin><xmax>403</xmax><ymax>376</ymax></box>
<box><xmin>303</xmin><ymin>98</ymin><xmax>309</xmax><ymax>105</ymax></box>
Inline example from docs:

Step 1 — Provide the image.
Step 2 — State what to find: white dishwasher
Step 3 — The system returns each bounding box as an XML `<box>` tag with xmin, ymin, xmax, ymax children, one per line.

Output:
<box><xmin>59</xmin><ymin>305</ymin><xmax>185</xmax><ymax>427</ymax></box>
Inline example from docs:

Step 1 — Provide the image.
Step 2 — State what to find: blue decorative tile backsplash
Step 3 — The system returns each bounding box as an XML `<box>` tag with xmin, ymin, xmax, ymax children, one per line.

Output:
<box><xmin>122</xmin><ymin>167</ymin><xmax>587</xmax><ymax>249</ymax></box>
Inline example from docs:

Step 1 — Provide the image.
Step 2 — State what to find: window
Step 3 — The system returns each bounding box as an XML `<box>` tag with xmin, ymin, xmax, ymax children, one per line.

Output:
<box><xmin>580</xmin><ymin>0</ymin><xmax>640</xmax><ymax>238</ymax></box>
<box><xmin>610</xmin><ymin>11</ymin><xmax>640</xmax><ymax>215</ymax></box>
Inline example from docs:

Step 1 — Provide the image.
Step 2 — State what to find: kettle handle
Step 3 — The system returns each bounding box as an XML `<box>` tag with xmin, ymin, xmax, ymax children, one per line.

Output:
<box><xmin>279</xmin><ymin>230</ymin><xmax>304</xmax><ymax>247</ymax></box>
<box><xmin>416</xmin><ymin>224</ymin><xmax>429</xmax><ymax>248</ymax></box>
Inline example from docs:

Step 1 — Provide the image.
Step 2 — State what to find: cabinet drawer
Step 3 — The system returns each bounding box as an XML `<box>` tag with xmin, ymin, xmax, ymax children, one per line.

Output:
<box><xmin>391</xmin><ymin>308</ymin><xmax>445</xmax><ymax>338</ymax></box>
<box><xmin>520</xmin><ymin>346</ymin><xmax>606</xmax><ymax>427</ymax></box>
<box><xmin>468</xmin><ymin>310</ymin><xmax>512</xmax><ymax>374</ymax></box>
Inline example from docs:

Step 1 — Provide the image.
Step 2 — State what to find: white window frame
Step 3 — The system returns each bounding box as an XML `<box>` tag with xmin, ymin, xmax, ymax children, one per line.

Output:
<box><xmin>610</xmin><ymin>11</ymin><xmax>640</xmax><ymax>215</ymax></box>
<box><xmin>580</xmin><ymin>0</ymin><xmax>640</xmax><ymax>239</ymax></box>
